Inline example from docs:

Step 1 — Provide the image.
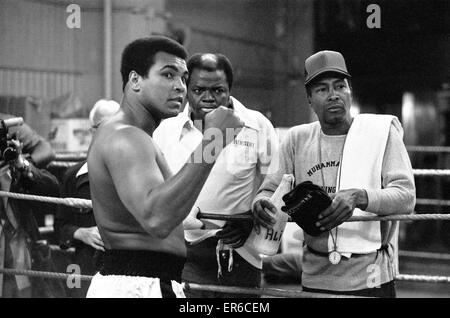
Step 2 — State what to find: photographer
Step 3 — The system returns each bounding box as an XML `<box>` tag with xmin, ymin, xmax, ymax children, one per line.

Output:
<box><xmin>0</xmin><ymin>113</ymin><xmax>63</xmax><ymax>297</ymax></box>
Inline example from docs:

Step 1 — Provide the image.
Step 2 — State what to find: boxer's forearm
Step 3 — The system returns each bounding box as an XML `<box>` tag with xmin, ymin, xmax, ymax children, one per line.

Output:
<box><xmin>143</xmin><ymin>138</ymin><xmax>221</xmax><ymax>238</ymax></box>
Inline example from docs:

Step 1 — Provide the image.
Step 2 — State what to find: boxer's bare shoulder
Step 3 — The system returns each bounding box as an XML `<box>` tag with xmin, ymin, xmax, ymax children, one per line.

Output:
<box><xmin>88</xmin><ymin>120</ymin><xmax>183</xmax><ymax>253</ymax></box>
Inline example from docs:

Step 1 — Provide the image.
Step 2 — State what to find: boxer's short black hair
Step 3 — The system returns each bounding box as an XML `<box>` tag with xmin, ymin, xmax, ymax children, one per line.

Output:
<box><xmin>120</xmin><ymin>36</ymin><xmax>188</xmax><ymax>90</ymax></box>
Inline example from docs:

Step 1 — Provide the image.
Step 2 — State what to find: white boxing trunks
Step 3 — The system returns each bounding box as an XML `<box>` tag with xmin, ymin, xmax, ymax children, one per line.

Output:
<box><xmin>86</xmin><ymin>273</ymin><xmax>185</xmax><ymax>298</ymax></box>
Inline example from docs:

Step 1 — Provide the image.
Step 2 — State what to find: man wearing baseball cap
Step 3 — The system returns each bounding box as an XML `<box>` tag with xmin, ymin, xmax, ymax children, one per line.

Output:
<box><xmin>253</xmin><ymin>50</ymin><xmax>415</xmax><ymax>297</ymax></box>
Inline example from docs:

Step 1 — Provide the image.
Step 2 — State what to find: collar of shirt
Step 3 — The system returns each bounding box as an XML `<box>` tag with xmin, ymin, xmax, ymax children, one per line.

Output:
<box><xmin>76</xmin><ymin>162</ymin><xmax>88</xmax><ymax>178</ymax></box>
<box><xmin>174</xmin><ymin>96</ymin><xmax>259</xmax><ymax>140</ymax></box>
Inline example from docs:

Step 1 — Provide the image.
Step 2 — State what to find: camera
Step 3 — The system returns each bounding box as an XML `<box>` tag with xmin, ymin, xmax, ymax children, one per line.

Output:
<box><xmin>0</xmin><ymin>117</ymin><xmax>24</xmax><ymax>162</ymax></box>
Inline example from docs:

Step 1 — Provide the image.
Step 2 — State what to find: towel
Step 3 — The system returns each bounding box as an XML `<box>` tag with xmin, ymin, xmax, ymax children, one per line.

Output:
<box><xmin>330</xmin><ymin>114</ymin><xmax>402</xmax><ymax>254</ymax></box>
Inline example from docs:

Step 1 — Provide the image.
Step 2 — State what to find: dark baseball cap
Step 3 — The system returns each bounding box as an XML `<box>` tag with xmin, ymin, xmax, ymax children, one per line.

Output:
<box><xmin>304</xmin><ymin>50</ymin><xmax>351</xmax><ymax>86</ymax></box>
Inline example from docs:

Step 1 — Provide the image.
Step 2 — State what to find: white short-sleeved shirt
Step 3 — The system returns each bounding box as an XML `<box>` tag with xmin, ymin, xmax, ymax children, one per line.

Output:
<box><xmin>153</xmin><ymin>97</ymin><xmax>279</xmax><ymax>268</ymax></box>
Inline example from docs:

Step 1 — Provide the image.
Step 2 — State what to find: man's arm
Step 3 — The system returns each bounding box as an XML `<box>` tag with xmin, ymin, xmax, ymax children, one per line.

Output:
<box><xmin>252</xmin><ymin>128</ymin><xmax>296</xmax><ymax>230</ymax></box>
<box><xmin>104</xmin><ymin>106</ymin><xmax>243</xmax><ymax>239</ymax></box>
<box><xmin>254</xmin><ymin>128</ymin><xmax>295</xmax><ymax>203</ymax></box>
<box><xmin>256</xmin><ymin>115</ymin><xmax>280</xmax><ymax>178</ymax></box>
<box><xmin>364</xmin><ymin>123</ymin><xmax>416</xmax><ymax>215</ymax></box>
<box><xmin>54</xmin><ymin>195</ymin><xmax>80</xmax><ymax>249</ymax></box>
<box><xmin>14</xmin><ymin>123</ymin><xmax>55</xmax><ymax>167</ymax></box>
<box><xmin>54</xmin><ymin>205</ymin><xmax>82</xmax><ymax>249</ymax></box>
<box><xmin>17</xmin><ymin>166</ymin><xmax>60</xmax><ymax>196</ymax></box>
<box><xmin>54</xmin><ymin>165</ymin><xmax>84</xmax><ymax>249</ymax></box>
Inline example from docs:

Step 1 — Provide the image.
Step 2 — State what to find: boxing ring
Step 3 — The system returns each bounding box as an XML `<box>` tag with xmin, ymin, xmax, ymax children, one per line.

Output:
<box><xmin>1</xmin><ymin>147</ymin><xmax>450</xmax><ymax>298</ymax></box>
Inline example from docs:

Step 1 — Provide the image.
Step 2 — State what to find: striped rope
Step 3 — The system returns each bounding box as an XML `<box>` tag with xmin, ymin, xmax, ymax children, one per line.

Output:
<box><xmin>52</xmin><ymin>151</ymin><xmax>450</xmax><ymax>166</ymax></box>
<box><xmin>54</xmin><ymin>153</ymin><xmax>87</xmax><ymax>162</ymax></box>
<box><xmin>0</xmin><ymin>268</ymin><xmax>92</xmax><ymax>281</ymax></box>
<box><xmin>197</xmin><ymin>212</ymin><xmax>450</xmax><ymax>222</ymax></box>
<box><xmin>0</xmin><ymin>191</ymin><xmax>92</xmax><ymax>209</ymax></box>
<box><xmin>49</xmin><ymin>153</ymin><xmax>450</xmax><ymax>178</ymax></box>
<box><xmin>396</xmin><ymin>274</ymin><xmax>450</xmax><ymax>284</ymax></box>
<box><xmin>55</xmin><ymin>146</ymin><xmax>450</xmax><ymax>161</ymax></box>
<box><xmin>46</xmin><ymin>161</ymin><xmax>450</xmax><ymax>178</ymax></box>
<box><xmin>45</xmin><ymin>166</ymin><xmax>450</xmax><ymax>177</ymax></box>
<box><xmin>346</xmin><ymin>213</ymin><xmax>450</xmax><ymax>222</ymax></box>
<box><xmin>0</xmin><ymin>268</ymin><xmax>448</xmax><ymax>293</ymax></box>
<box><xmin>399</xmin><ymin>250</ymin><xmax>450</xmax><ymax>261</ymax></box>
<box><xmin>38</xmin><ymin>226</ymin><xmax>54</xmax><ymax>235</ymax></box>
<box><xmin>48</xmin><ymin>161</ymin><xmax>79</xmax><ymax>169</ymax></box>
<box><xmin>0</xmin><ymin>268</ymin><xmax>361</xmax><ymax>298</ymax></box>
<box><xmin>406</xmin><ymin>146</ymin><xmax>450</xmax><ymax>153</ymax></box>
<box><xmin>198</xmin><ymin>212</ymin><xmax>253</xmax><ymax>221</ymax></box>
<box><xmin>0</xmin><ymin>190</ymin><xmax>449</xmax><ymax>223</ymax></box>
<box><xmin>413</xmin><ymin>169</ymin><xmax>450</xmax><ymax>176</ymax></box>
<box><xmin>416</xmin><ymin>198</ymin><xmax>450</xmax><ymax>207</ymax></box>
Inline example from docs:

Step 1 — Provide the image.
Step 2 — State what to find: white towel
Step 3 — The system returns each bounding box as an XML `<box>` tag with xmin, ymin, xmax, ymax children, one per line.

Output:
<box><xmin>330</xmin><ymin>114</ymin><xmax>402</xmax><ymax>254</ymax></box>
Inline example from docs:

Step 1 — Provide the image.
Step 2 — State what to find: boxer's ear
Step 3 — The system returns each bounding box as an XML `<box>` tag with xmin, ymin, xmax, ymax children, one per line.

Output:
<box><xmin>129</xmin><ymin>71</ymin><xmax>140</xmax><ymax>92</ymax></box>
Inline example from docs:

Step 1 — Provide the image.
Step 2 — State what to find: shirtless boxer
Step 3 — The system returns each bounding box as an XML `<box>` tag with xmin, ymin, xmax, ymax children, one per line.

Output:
<box><xmin>86</xmin><ymin>36</ymin><xmax>243</xmax><ymax>298</ymax></box>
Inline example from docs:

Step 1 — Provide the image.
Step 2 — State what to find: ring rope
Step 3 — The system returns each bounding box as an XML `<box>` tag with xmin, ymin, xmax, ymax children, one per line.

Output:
<box><xmin>406</xmin><ymin>146</ymin><xmax>450</xmax><ymax>153</ymax></box>
<box><xmin>415</xmin><ymin>198</ymin><xmax>450</xmax><ymax>207</ymax></box>
<box><xmin>399</xmin><ymin>250</ymin><xmax>450</xmax><ymax>261</ymax></box>
<box><xmin>0</xmin><ymin>268</ymin><xmax>362</xmax><ymax>298</ymax></box>
<box><xmin>53</xmin><ymin>146</ymin><xmax>450</xmax><ymax>162</ymax></box>
<box><xmin>0</xmin><ymin>268</ymin><xmax>448</xmax><ymax>289</ymax></box>
<box><xmin>0</xmin><ymin>191</ymin><xmax>92</xmax><ymax>209</ymax></box>
<box><xmin>396</xmin><ymin>274</ymin><xmax>450</xmax><ymax>284</ymax></box>
<box><xmin>413</xmin><ymin>169</ymin><xmax>450</xmax><ymax>176</ymax></box>
<box><xmin>48</xmin><ymin>162</ymin><xmax>80</xmax><ymax>169</ymax></box>
<box><xmin>2</xmin><ymin>268</ymin><xmax>449</xmax><ymax>296</ymax></box>
<box><xmin>0</xmin><ymin>191</ymin><xmax>449</xmax><ymax>223</ymax></box>
<box><xmin>54</xmin><ymin>153</ymin><xmax>87</xmax><ymax>162</ymax></box>
<box><xmin>46</xmin><ymin>164</ymin><xmax>450</xmax><ymax>177</ymax></box>
<box><xmin>0</xmin><ymin>268</ymin><xmax>92</xmax><ymax>281</ymax></box>
<box><xmin>49</xmin><ymin>155</ymin><xmax>450</xmax><ymax>178</ymax></box>
<box><xmin>196</xmin><ymin>212</ymin><xmax>450</xmax><ymax>222</ymax></box>
<box><xmin>346</xmin><ymin>213</ymin><xmax>450</xmax><ymax>222</ymax></box>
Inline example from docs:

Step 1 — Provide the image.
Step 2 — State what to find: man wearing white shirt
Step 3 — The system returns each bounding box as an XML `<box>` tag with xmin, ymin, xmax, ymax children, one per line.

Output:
<box><xmin>154</xmin><ymin>53</ymin><xmax>278</xmax><ymax>297</ymax></box>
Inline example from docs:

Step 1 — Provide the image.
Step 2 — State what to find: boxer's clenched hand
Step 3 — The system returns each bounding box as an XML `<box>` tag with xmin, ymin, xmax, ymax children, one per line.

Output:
<box><xmin>204</xmin><ymin>106</ymin><xmax>244</xmax><ymax>148</ymax></box>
